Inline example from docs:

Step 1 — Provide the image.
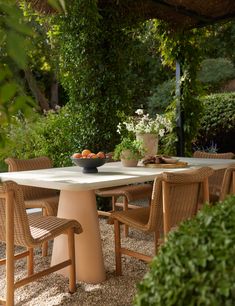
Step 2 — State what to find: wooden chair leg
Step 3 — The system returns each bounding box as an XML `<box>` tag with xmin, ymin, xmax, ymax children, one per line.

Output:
<box><xmin>42</xmin><ymin>208</ymin><xmax>48</xmax><ymax>257</ymax></box>
<box><xmin>112</xmin><ymin>196</ymin><xmax>117</xmax><ymax>211</ymax></box>
<box><xmin>42</xmin><ymin>241</ymin><xmax>48</xmax><ymax>257</ymax></box>
<box><xmin>6</xmin><ymin>191</ymin><xmax>15</xmax><ymax>306</ymax></box>
<box><xmin>27</xmin><ymin>248</ymin><xmax>34</xmax><ymax>276</ymax></box>
<box><xmin>114</xmin><ymin>220</ymin><xmax>122</xmax><ymax>276</ymax></box>
<box><xmin>123</xmin><ymin>197</ymin><xmax>129</xmax><ymax>237</ymax></box>
<box><xmin>6</xmin><ymin>246</ymin><xmax>14</xmax><ymax>306</ymax></box>
<box><xmin>67</xmin><ymin>228</ymin><xmax>76</xmax><ymax>293</ymax></box>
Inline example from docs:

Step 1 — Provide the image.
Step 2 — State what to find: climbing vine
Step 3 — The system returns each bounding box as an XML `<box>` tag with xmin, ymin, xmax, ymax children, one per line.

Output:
<box><xmin>52</xmin><ymin>0</ymin><xmax>139</xmax><ymax>152</ymax></box>
<box><xmin>152</xmin><ymin>20</ymin><xmax>204</xmax><ymax>154</ymax></box>
<box><xmin>52</xmin><ymin>1</ymin><xmax>205</xmax><ymax>154</ymax></box>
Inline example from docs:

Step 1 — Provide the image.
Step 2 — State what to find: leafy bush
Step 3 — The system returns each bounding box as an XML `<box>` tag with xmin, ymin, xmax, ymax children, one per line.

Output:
<box><xmin>195</xmin><ymin>92</ymin><xmax>235</xmax><ymax>153</ymax></box>
<box><xmin>0</xmin><ymin>106</ymin><xmax>81</xmax><ymax>167</ymax></box>
<box><xmin>198</xmin><ymin>58</ymin><xmax>235</xmax><ymax>90</ymax></box>
<box><xmin>147</xmin><ymin>79</ymin><xmax>175</xmax><ymax>116</ymax></box>
<box><xmin>135</xmin><ymin>195</ymin><xmax>235</xmax><ymax>305</ymax></box>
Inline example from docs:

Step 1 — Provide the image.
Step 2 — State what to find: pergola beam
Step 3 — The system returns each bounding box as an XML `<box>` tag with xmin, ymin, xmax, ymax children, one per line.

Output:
<box><xmin>151</xmin><ymin>0</ymin><xmax>215</xmax><ymax>23</ymax></box>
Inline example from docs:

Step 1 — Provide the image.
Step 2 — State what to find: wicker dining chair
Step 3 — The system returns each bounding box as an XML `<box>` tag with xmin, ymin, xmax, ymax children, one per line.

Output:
<box><xmin>110</xmin><ymin>167</ymin><xmax>214</xmax><ymax>275</ymax></box>
<box><xmin>0</xmin><ymin>181</ymin><xmax>82</xmax><ymax>306</ymax></box>
<box><xmin>193</xmin><ymin>151</ymin><xmax>234</xmax><ymax>159</ymax></box>
<box><xmin>96</xmin><ymin>152</ymin><xmax>152</xmax><ymax>237</ymax></box>
<box><xmin>96</xmin><ymin>184</ymin><xmax>152</xmax><ymax>237</ymax></box>
<box><xmin>217</xmin><ymin>165</ymin><xmax>235</xmax><ymax>202</ymax></box>
<box><xmin>193</xmin><ymin>151</ymin><xmax>234</xmax><ymax>203</ymax></box>
<box><xmin>5</xmin><ymin>157</ymin><xmax>60</xmax><ymax>256</ymax></box>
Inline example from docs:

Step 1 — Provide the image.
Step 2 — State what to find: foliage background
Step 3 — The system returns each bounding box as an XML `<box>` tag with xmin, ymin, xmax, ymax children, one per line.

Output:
<box><xmin>1</xmin><ymin>1</ymin><xmax>235</xmax><ymax>170</ymax></box>
<box><xmin>195</xmin><ymin>93</ymin><xmax>235</xmax><ymax>153</ymax></box>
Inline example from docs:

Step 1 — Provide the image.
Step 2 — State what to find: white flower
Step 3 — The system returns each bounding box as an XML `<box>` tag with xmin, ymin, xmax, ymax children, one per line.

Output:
<box><xmin>117</xmin><ymin>123</ymin><xmax>122</xmax><ymax>134</ymax></box>
<box><xmin>159</xmin><ymin>129</ymin><xmax>165</xmax><ymax>137</ymax></box>
<box><xmin>135</xmin><ymin>109</ymin><xmax>144</xmax><ymax>116</ymax></box>
<box><xmin>118</xmin><ymin>109</ymin><xmax>172</xmax><ymax>138</ymax></box>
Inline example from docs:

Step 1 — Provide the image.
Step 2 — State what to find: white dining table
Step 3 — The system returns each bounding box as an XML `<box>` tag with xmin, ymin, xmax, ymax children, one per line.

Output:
<box><xmin>0</xmin><ymin>157</ymin><xmax>234</xmax><ymax>284</ymax></box>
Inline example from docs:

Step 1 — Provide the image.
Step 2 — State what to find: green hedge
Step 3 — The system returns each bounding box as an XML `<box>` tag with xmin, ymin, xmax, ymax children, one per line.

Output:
<box><xmin>198</xmin><ymin>58</ymin><xmax>235</xmax><ymax>89</ymax></box>
<box><xmin>196</xmin><ymin>92</ymin><xmax>235</xmax><ymax>153</ymax></box>
<box><xmin>134</xmin><ymin>195</ymin><xmax>235</xmax><ymax>306</ymax></box>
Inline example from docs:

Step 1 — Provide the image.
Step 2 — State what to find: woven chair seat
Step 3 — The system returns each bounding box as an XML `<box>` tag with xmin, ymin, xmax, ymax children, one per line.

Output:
<box><xmin>96</xmin><ymin>183</ymin><xmax>152</xmax><ymax>202</ymax></box>
<box><xmin>28</xmin><ymin>214</ymin><xmax>82</xmax><ymax>246</ymax></box>
<box><xmin>110</xmin><ymin>207</ymin><xmax>150</xmax><ymax>231</ymax></box>
<box><xmin>96</xmin><ymin>183</ymin><xmax>152</xmax><ymax>237</ymax></box>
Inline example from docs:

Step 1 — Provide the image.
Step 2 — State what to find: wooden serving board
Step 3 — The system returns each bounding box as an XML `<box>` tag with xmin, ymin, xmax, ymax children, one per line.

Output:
<box><xmin>144</xmin><ymin>161</ymin><xmax>188</xmax><ymax>168</ymax></box>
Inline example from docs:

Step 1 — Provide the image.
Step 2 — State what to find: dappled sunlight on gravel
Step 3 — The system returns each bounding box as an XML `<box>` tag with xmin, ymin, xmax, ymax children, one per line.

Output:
<box><xmin>0</xmin><ymin>218</ymin><xmax>154</xmax><ymax>306</ymax></box>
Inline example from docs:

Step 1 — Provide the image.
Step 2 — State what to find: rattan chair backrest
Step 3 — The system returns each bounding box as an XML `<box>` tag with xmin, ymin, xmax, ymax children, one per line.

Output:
<box><xmin>0</xmin><ymin>181</ymin><xmax>33</xmax><ymax>246</ymax></box>
<box><xmin>148</xmin><ymin>167</ymin><xmax>214</xmax><ymax>237</ymax></box>
<box><xmin>193</xmin><ymin>151</ymin><xmax>234</xmax><ymax>198</ymax></box>
<box><xmin>219</xmin><ymin>166</ymin><xmax>235</xmax><ymax>201</ymax></box>
<box><xmin>5</xmin><ymin>157</ymin><xmax>57</xmax><ymax>201</ymax></box>
<box><xmin>193</xmin><ymin>151</ymin><xmax>234</xmax><ymax>159</ymax></box>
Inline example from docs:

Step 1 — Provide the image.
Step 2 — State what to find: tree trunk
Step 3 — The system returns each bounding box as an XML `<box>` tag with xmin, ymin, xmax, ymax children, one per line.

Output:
<box><xmin>24</xmin><ymin>69</ymin><xmax>50</xmax><ymax>111</ymax></box>
<box><xmin>50</xmin><ymin>74</ymin><xmax>59</xmax><ymax>108</ymax></box>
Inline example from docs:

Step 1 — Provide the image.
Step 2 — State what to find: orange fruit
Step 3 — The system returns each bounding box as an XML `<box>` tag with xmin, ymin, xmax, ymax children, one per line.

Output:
<box><xmin>72</xmin><ymin>152</ymin><xmax>82</xmax><ymax>158</ymax></box>
<box><xmin>87</xmin><ymin>153</ymin><xmax>96</xmax><ymax>158</ymax></box>
<box><xmin>82</xmin><ymin>149</ymin><xmax>91</xmax><ymax>157</ymax></box>
<box><xmin>97</xmin><ymin>151</ymin><xmax>105</xmax><ymax>159</ymax></box>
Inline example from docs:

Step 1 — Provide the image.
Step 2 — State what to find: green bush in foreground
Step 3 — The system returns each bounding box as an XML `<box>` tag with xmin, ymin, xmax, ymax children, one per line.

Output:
<box><xmin>134</xmin><ymin>195</ymin><xmax>235</xmax><ymax>306</ymax></box>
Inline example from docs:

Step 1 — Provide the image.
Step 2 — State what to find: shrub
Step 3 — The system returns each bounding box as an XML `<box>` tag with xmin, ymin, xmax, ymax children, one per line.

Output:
<box><xmin>0</xmin><ymin>112</ymin><xmax>41</xmax><ymax>166</ymax></box>
<box><xmin>198</xmin><ymin>58</ymin><xmax>235</xmax><ymax>90</ymax></box>
<box><xmin>134</xmin><ymin>195</ymin><xmax>235</xmax><ymax>305</ymax></box>
<box><xmin>0</xmin><ymin>106</ymin><xmax>81</xmax><ymax>167</ymax></box>
<box><xmin>195</xmin><ymin>92</ymin><xmax>235</xmax><ymax>153</ymax></box>
<box><xmin>147</xmin><ymin>79</ymin><xmax>175</xmax><ymax>116</ymax></box>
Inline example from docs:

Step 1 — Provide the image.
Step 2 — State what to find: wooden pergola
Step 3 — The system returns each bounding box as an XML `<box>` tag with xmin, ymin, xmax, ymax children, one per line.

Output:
<box><xmin>27</xmin><ymin>0</ymin><xmax>235</xmax><ymax>155</ymax></box>
<box><xmin>29</xmin><ymin>0</ymin><xmax>235</xmax><ymax>29</ymax></box>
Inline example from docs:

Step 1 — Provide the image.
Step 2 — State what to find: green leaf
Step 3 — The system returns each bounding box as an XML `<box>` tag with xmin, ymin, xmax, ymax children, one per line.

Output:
<box><xmin>6</xmin><ymin>31</ymin><xmax>28</xmax><ymax>68</ymax></box>
<box><xmin>0</xmin><ymin>82</ymin><xmax>17</xmax><ymax>103</ymax></box>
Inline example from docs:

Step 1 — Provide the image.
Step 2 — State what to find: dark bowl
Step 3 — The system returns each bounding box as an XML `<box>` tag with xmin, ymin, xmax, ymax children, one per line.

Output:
<box><xmin>71</xmin><ymin>157</ymin><xmax>107</xmax><ymax>173</ymax></box>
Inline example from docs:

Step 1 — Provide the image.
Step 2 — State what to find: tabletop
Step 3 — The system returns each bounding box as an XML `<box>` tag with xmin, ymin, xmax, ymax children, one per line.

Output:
<box><xmin>0</xmin><ymin>157</ymin><xmax>234</xmax><ymax>191</ymax></box>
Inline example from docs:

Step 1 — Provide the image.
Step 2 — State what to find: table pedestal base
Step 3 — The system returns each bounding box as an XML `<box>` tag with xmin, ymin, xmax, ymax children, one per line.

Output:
<box><xmin>51</xmin><ymin>189</ymin><xmax>106</xmax><ymax>284</ymax></box>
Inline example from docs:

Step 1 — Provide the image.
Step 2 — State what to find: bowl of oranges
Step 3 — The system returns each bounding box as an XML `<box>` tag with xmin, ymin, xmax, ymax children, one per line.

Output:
<box><xmin>71</xmin><ymin>149</ymin><xmax>109</xmax><ymax>173</ymax></box>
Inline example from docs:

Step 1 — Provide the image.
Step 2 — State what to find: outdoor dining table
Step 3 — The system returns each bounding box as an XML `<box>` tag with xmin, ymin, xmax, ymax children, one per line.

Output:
<box><xmin>0</xmin><ymin>157</ymin><xmax>234</xmax><ymax>284</ymax></box>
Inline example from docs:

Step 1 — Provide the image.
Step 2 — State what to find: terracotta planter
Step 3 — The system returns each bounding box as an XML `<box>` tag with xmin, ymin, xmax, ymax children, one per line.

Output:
<box><xmin>120</xmin><ymin>150</ymin><xmax>139</xmax><ymax>167</ymax></box>
<box><xmin>136</xmin><ymin>133</ymin><xmax>158</xmax><ymax>157</ymax></box>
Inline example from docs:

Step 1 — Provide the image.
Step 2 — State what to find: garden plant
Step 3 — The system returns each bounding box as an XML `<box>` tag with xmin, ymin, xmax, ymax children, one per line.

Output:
<box><xmin>135</xmin><ymin>195</ymin><xmax>235</xmax><ymax>305</ymax></box>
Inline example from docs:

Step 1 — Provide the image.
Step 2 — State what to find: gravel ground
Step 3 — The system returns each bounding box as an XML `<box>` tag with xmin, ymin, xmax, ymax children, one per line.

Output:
<box><xmin>0</xmin><ymin>218</ymin><xmax>154</xmax><ymax>306</ymax></box>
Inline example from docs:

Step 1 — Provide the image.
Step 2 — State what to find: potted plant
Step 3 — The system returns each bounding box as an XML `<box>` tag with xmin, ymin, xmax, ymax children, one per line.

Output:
<box><xmin>117</xmin><ymin>109</ymin><xmax>172</xmax><ymax>157</ymax></box>
<box><xmin>114</xmin><ymin>137</ymin><xmax>145</xmax><ymax>167</ymax></box>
